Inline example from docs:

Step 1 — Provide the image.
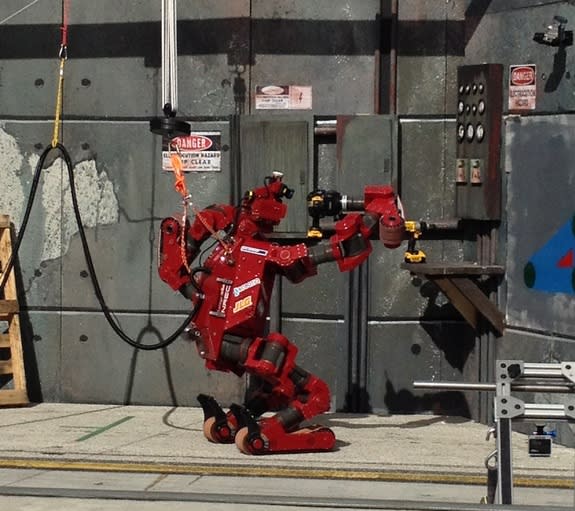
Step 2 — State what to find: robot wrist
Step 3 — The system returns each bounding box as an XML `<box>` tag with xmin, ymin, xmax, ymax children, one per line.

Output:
<box><xmin>308</xmin><ymin>243</ymin><xmax>336</xmax><ymax>265</ymax></box>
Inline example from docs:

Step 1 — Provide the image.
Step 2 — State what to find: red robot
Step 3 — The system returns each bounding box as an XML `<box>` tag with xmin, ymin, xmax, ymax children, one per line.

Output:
<box><xmin>158</xmin><ymin>172</ymin><xmax>405</xmax><ymax>454</ymax></box>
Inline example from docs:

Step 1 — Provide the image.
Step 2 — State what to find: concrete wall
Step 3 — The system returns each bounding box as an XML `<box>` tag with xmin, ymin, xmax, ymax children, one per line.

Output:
<box><xmin>0</xmin><ymin>1</ymin><xmax>573</xmax><ymax>443</ymax></box>
<box><xmin>463</xmin><ymin>0</ymin><xmax>575</xmax><ymax>446</ymax></box>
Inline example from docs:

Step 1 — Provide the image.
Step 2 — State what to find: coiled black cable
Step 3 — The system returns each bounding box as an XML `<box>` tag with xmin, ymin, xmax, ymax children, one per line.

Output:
<box><xmin>0</xmin><ymin>143</ymin><xmax>199</xmax><ymax>350</ymax></box>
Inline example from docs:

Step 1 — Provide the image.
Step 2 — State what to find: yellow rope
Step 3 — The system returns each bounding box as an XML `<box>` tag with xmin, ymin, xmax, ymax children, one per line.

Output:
<box><xmin>191</xmin><ymin>203</ymin><xmax>232</xmax><ymax>254</ymax></box>
<box><xmin>51</xmin><ymin>57</ymin><xmax>66</xmax><ymax>148</ymax></box>
<box><xmin>169</xmin><ymin>146</ymin><xmax>232</xmax><ymax>263</ymax></box>
<box><xmin>179</xmin><ymin>205</ymin><xmax>192</xmax><ymax>275</ymax></box>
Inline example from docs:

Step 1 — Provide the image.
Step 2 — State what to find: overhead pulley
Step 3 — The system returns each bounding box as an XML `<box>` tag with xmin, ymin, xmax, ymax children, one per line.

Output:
<box><xmin>149</xmin><ymin>116</ymin><xmax>190</xmax><ymax>138</ymax></box>
<box><xmin>149</xmin><ymin>0</ymin><xmax>190</xmax><ymax>138</ymax></box>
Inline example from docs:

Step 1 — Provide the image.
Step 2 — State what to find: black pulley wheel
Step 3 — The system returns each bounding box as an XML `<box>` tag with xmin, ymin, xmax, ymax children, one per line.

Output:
<box><xmin>149</xmin><ymin>117</ymin><xmax>191</xmax><ymax>138</ymax></box>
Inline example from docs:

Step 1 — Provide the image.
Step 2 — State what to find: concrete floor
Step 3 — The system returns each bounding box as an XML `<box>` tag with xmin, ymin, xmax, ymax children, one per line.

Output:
<box><xmin>0</xmin><ymin>403</ymin><xmax>573</xmax><ymax>509</ymax></box>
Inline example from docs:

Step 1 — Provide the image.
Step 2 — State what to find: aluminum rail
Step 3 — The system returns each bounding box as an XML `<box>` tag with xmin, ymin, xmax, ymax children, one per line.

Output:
<box><xmin>521</xmin><ymin>363</ymin><xmax>568</xmax><ymax>379</ymax></box>
<box><xmin>412</xmin><ymin>381</ymin><xmax>575</xmax><ymax>393</ymax></box>
<box><xmin>161</xmin><ymin>0</ymin><xmax>178</xmax><ymax>114</ymax></box>
<box><xmin>521</xmin><ymin>403</ymin><xmax>574</xmax><ymax>420</ymax></box>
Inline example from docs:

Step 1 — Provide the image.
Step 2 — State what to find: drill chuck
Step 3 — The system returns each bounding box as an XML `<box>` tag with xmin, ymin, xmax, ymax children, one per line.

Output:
<box><xmin>340</xmin><ymin>195</ymin><xmax>364</xmax><ymax>212</ymax></box>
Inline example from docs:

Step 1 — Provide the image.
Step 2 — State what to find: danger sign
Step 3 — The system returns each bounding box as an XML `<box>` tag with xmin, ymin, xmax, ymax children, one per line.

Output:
<box><xmin>173</xmin><ymin>134</ymin><xmax>213</xmax><ymax>151</ymax></box>
<box><xmin>162</xmin><ymin>132</ymin><xmax>222</xmax><ymax>172</ymax></box>
<box><xmin>509</xmin><ymin>64</ymin><xmax>536</xmax><ymax>111</ymax></box>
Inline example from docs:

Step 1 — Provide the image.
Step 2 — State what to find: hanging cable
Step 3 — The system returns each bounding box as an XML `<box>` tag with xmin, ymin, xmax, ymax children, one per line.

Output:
<box><xmin>0</xmin><ymin>0</ymin><xmax>199</xmax><ymax>350</ymax></box>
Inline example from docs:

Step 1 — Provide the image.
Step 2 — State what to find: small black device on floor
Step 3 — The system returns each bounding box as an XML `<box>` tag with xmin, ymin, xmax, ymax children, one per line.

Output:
<box><xmin>528</xmin><ymin>425</ymin><xmax>553</xmax><ymax>457</ymax></box>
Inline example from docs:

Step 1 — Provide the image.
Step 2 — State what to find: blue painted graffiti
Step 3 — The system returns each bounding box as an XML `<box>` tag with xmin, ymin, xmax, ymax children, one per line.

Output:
<box><xmin>523</xmin><ymin>215</ymin><xmax>575</xmax><ymax>294</ymax></box>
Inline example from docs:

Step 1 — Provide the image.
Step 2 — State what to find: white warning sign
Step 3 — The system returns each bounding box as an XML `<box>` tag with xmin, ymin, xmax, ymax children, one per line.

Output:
<box><xmin>255</xmin><ymin>85</ymin><xmax>312</xmax><ymax>110</ymax></box>
<box><xmin>162</xmin><ymin>132</ymin><xmax>222</xmax><ymax>172</ymax></box>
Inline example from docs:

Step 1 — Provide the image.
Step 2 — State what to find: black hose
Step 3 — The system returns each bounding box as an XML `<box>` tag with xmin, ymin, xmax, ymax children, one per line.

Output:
<box><xmin>0</xmin><ymin>144</ymin><xmax>52</xmax><ymax>293</ymax></box>
<box><xmin>1</xmin><ymin>143</ymin><xmax>198</xmax><ymax>351</ymax></box>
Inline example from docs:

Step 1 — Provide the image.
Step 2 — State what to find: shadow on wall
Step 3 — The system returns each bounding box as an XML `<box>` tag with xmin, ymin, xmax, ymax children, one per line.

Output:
<box><xmin>123</xmin><ymin>326</ymin><xmax>179</xmax><ymax>406</ymax></box>
<box><xmin>18</xmin><ymin>315</ymin><xmax>43</xmax><ymax>403</ymax></box>
<box><xmin>413</xmin><ymin>277</ymin><xmax>477</xmax><ymax>371</ymax></box>
<box><xmin>12</xmin><ymin>250</ymin><xmax>43</xmax><ymax>403</ymax></box>
<box><xmin>421</xmin><ymin>320</ymin><xmax>476</xmax><ymax>373</ymax></box>
<box><xmin>341</xmin><ymin>384</ymin><xmax>372</xmax><ymax>414</ymax></box>
<box><xmin>384</xmin><ymin>378</ymin><xmax>471</xmax><ymax>418</ymax></box>
<box><xmin>412</xmin><ymin>277</ymin><xmax>458</xmax><ymax>319</ymax></box>
<box><xmin>545</xmin><ymin>45</ymin><xmax>567</xmax><ymax>93</ymax></box>
<box><xmin>337</xmin><ymin>383</ymin><xmax>471</xmax><ymax>418</ymax></box>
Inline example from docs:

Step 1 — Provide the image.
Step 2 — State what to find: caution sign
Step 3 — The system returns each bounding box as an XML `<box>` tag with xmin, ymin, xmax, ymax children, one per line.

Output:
<box><xmin>509</xmin><ymin>65</ymin><xmax>536</xmax><ymax>112</ymax></box>
<box><xmin>162</xmin><ymin>132</ymin><xmax>222</xmax><ymax>172</ymax></box>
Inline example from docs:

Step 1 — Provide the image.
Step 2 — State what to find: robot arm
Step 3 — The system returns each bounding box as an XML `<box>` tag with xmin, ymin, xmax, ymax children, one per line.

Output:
<box><xmin>267</xmin><ymin>243</ymin><xmax>318</xmax><ymax>284</ymax></box>
<box><xmin>307</xmin><ymin>185</ymin><xmax>405</xmax><ymax>272</ymax></box>
<box><xmin>158</xmin><ymin>204</ymin><xmax>236</xmax><ymax>295</ymax></box>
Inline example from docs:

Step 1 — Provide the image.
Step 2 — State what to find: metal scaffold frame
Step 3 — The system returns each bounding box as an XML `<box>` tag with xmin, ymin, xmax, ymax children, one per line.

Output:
<box><xmin>414</xmin><ymin>360</ymin><xmax>575</xmax><ymax>505</ymax></box>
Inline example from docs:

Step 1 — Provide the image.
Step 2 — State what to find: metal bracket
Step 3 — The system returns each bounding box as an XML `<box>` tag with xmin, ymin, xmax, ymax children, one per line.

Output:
<box><xmin>564</xmin><ymin>398</ymin><xmax>575</xmax><ymax>420</ymax></box>
<box><xmin>561</xmin><ymin>362</ymin><xmax>575</xmax><ymax>383</ymax></box>
<box><xmin>496</xmin><ymin>360</ymin><xmax>524</xmax><ymax>382</ymax></box>
<box><xmin>495</xmin><ymin>395</ymin><xmax>525</xmax><ymax>419</ymax></box>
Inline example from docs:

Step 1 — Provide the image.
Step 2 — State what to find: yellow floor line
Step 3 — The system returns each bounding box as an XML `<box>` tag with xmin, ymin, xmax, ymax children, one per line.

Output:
<box><xmin>0</xmin><ymin>458</ymin><xmax>571</xmax><ymax>489</ymax></box>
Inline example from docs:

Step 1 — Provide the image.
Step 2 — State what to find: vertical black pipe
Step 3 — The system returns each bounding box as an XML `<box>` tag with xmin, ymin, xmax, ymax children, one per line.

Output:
<box><xmin>497</xmin><ymin>417</ymin><xmax>514</xmax><ymax>504</ymax></box>
<box><xmin>346</xmin><ymin>261</ymin><xmax>371</xmax><ymax>413</ymax></box>
<box><xmin>358</xmin><ymin>261</ymin><xmax>370</xmax><ymax>412</ymax></box>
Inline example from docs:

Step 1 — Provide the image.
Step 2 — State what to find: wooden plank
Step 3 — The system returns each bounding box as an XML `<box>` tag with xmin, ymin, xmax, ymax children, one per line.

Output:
<box><xmin>0</xmin><ymin>334</ymin><xmax>9</xmax><ymax>348</ymax></box>
<box><xmin>0</xmin><ymin>360</ymin><xmax>13</xmax><ymax>375</ymax></box>
<box><xmin>0</xmin><ymin>222</ymin><xmax>16</xmax><ymax>301</ymax></box>
<box><xmin>0</xmin><ymin>389</ymin><xmax>28</xmax><ymax>406</ymax></box>
<box><xmin>0</xmin><ymin>216</ymin><xmax>28</xmax><ymax>406</ymax></box>
<box><xmin>0</xmin><ymin>300</ymin><xmax>18</xmax><ymax>315</ymax></box>
<box><xmin>402</xmin><ymin>262</ymin><xmax>505</xmax><ymax>276</ymax></box>
<box><xmin>451</xmin><ymin>277</ymin><xmax>505</xmax><ymax>335</ymax></box>
<box><xmin>433</xmin><ymin>278</ymin><xmax>478</xmax><ymax>330</ymax></box>
<box><xmin>7</xmin><ymin>314</ymin><xmax>26</xmax><ymax>391</ymax></box>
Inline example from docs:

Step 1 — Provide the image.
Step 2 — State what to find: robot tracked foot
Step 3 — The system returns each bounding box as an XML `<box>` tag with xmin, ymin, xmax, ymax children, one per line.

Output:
<box><xmin>230</xmin><ymin>404</ymin><xmax>336</xmax><ymax>455</ymax></box>
<box><xmin>197</xmin><ymin>394</ymin><xmax>237</xmax><ymax>443</ymax></box>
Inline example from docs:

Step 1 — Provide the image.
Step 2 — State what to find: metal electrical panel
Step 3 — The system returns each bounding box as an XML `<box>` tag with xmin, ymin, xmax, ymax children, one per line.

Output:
<box><xmin>336</xmin><ymin>115</ymin><xmax>397</xmax><ymax>193</ymax></box>
<box><xmin>239</xmin><ymin>115</ymin><xmax>312</xmax><ymax>233</ymax></box>
<box><xmin>455</xmin><ymin>64</ymin><xmax>503</xmax><ymax>220</ymax></box>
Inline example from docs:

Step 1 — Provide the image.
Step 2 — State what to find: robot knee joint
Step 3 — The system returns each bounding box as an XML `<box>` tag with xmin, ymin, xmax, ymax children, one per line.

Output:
<box><xmin>221</xmin><ymin>335</ymin><xmax>252</xmax><ymax>364</ymax></box>
<box><xmin>245</xmin><ymin>333</ymin><xmax>294</xmax><ymax>376</ymax></box>
<box><xmin>259</xmin><ymin>341</ymin><xmax>286</xmax><ymax>373</ymax></box>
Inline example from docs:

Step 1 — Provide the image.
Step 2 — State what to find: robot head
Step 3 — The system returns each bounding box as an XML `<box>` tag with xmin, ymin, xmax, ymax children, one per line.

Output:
<box><xmin>242</xmin><ymin>172</ymin><xmax>295</xmax><ymax>227</ymax></box>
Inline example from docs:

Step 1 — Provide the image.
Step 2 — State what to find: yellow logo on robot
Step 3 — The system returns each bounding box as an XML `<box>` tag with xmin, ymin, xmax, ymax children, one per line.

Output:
<box><xmin>233</xmin><ymin>295</ymin><xmax>252</xmax><ymax>313</ymax></box>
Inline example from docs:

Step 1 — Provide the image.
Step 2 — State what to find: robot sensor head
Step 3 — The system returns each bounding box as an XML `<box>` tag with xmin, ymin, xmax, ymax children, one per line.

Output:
<box><xmin>242</xmin><ymin>173</ymin><xmax>294</xmax><ymax>227</ymax></box>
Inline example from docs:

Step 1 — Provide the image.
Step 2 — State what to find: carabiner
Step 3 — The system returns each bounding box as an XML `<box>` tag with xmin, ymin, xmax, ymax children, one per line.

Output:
<box><xmin>485</xmin><ymin>449</ymin><xmax>498</xmax><ymax>470</ymax></box>
<box><xmin>58</xmin><ymin>44</ymin><xmax>68</xmax><ymax>60</ymax></box>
